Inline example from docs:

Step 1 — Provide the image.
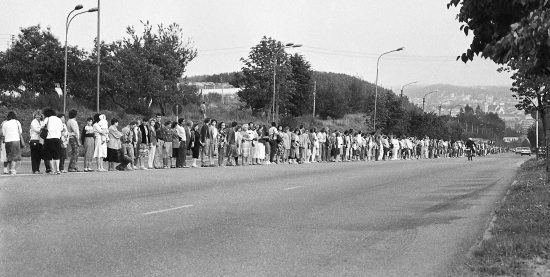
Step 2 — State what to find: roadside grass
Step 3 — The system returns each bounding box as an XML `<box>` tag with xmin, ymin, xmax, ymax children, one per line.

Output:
<box><xmin>467</xmin><ymin>158</ymin><xmax>550</xmax><ymax>276</ymax></box>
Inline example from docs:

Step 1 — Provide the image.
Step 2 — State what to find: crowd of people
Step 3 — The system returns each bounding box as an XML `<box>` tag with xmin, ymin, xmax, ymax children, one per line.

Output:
<box><xmin>0</xmin><ymin>108</ymin><xmax>505</xmax><ymax>175</ymax></box>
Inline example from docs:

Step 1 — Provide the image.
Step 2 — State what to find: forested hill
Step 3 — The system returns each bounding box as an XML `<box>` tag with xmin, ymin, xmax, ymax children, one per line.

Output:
<box><xmin>187</xmin><ymin>71</ymin><xmax>400</xmax><ymax>119</ymax></box>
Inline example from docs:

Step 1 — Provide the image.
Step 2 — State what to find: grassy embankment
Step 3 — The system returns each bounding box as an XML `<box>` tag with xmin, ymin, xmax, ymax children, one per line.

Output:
<box><xmin>467</xmin><ymin>158</ymin><xmax>550</xmax><ymax>276</ymax></box>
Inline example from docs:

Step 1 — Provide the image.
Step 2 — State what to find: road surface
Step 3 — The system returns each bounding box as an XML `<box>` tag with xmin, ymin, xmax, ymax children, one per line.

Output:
<box><xmin>0</xmin><ymin>154</ymin><xmax>525</xmax><ymax>276</ymax></box>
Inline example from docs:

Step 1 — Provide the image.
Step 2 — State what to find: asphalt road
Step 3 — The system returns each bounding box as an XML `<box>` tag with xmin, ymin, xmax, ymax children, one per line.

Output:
<box><xmin>0</xmin><ymin>154</ymin><xmax>525</xmax><ymax>276</ymax></box>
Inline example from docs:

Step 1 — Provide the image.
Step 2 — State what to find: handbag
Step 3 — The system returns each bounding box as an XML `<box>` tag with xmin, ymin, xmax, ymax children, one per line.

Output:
<box><xmin>18</xmin><ymin>122</ymin><xmax>25</xmax><ymax>148</ymax></box>
<box><xmin>40</xmin><ymin>118</ymin><xmax>49</xmax><ymax>140</ymax></box>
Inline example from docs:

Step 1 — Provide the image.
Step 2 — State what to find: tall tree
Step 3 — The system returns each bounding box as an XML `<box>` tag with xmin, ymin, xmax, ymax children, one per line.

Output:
<box><xmin>449</xmin><ymin>0</ymin><xmax>550</xmax><ymax>173</ymax></box>
<box><xmin>100</xmin><ymin>21</ymin><xmax>197</xmax><ymax>114</ymax></box>
<box><xmin>288</xmin><ymin>54</ymin><xmax>313</xmax><ymax>116</ymax></box>
<box><xmin>238</xmin><ymin>36</ymin><xmax>295</xmax><ymax>117</ymax></box>
<box><xmin>0</xmin><ymin>25</ymin><xmax>89</xmax><ymax>104</ymax></box>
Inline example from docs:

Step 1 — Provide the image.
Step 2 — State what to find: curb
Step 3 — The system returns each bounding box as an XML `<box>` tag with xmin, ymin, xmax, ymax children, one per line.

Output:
<box><xmin>467</xmin><ymin>180</ymin><xmax>518</xmax><ymax>257</ymax></box>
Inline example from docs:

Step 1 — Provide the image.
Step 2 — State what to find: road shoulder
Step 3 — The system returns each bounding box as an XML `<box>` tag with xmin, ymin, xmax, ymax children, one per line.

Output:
<box><xmin>466</xmin><ymin>159</ymin><xmax>550</xmax><ymax>276</ymax></box>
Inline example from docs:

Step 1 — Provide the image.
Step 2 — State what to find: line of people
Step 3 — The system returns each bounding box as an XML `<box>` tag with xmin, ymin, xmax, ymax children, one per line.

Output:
<box><xmin>0</xmin><ymin>109</ymin><xmax>504</xmax><ymax>175</ymax></box>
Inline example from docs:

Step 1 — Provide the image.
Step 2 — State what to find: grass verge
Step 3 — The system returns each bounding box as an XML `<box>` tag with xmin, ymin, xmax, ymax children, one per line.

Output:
<box><xmin>467</xmin><ymin>158</ymin><xmax>550</xmax><ymax>276</ymax></box>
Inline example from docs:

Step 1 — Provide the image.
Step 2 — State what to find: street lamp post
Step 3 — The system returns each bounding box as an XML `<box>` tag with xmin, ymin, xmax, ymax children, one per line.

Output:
<box><xmin>422</xmin><ymin>90</ymin><xmax>439</xmax><ymax>112</ymax></box>
<box><xmin>63</xmin><ymin>4</ymin><xmax>84</xmax><ymax>114</ymax></box>
<box><xmin>373</xmin><ymin>47</ymin><xmax>404</xmax><ymax>131</ymax></box>
<box><xmin>400</xmin><ymin>81</ymin><xmax>418</xmax><ymax>98</ymax></box>
<box><xmin>96</xmin><ymin>0</ymin><xmax>101</xmax><ymax>113</ymax></box>
<box><xmin>64</xmin><ymin>5</ymin><xmax>98</xmax><ymax>115</ymax></box>
<box><xmin>272</xmin><ymin>42</ymin><xmax>301</xmax><ymax>122</ymax></box>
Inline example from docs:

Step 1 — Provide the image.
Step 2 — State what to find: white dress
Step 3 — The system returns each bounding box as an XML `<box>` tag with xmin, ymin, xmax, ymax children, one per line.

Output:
<box><xmin>93</xmin><ymin>122</ymin><xmax>107</xmax><ymax>158</ymax></box>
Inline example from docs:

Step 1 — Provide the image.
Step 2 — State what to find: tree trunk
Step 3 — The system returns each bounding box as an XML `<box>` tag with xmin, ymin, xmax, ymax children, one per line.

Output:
<box><xmin>158</xmin><ymin>97</ymin><xmax>166</xmax><ymax>116</ymax></box>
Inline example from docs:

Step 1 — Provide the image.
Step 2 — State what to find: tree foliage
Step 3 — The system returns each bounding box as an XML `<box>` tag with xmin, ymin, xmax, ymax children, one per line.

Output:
<box><xmin>0</xmin><ymin>22</ymin><xmax>197</xmax><ymax>115</ymax></box>
<box><xmin>448</xmin><ymin>0</ymin><xmax>550</xmax><ymax>75</ymax></box>
<box><xmin>238</xmin><ymin>36</ymin><xmax>296</xmax><ymax>117</ymax></box>
<box><xmin>101</xmin><ymin>21</ymin><xmax>197</xmax><ymax>114</ymax></box>
<box><xmin>0</xmin><ymin>25</ymin><xmax>91</xmax><ymax>106</ymax></box>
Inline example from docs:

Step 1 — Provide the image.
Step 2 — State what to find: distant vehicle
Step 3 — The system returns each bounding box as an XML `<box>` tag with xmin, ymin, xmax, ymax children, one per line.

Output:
<box><xmin>518</xmin><ymin>147</ymin><xmax>532</xmax><ymax>156</ymax></box>
<box><xmin>515</xmin><ymin>147</ymin><xmax>522</xmax><ymax>154</ymax></box>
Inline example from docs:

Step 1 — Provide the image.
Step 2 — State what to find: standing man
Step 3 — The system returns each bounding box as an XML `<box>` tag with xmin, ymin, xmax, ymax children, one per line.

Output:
<box><xmin>199</xmin><ymin>102</ymin><xmax>207</xmax><ymax>119</ymax></box>
<box><xmin>66</xmin><ymin>109</ymin><xmax>81</xmax><ymax>172</ymax></box>
<box><xmin>226</xmin><ymin>121</ymin><xmax>237</xmax><ymax>166</ymax></box>
<box><xmin>268</xmin><ymin>122</ymin><xmax>278</xmax><ymax>163</ymax></box>
<box><xmin>132</xmin><ymin>118</ymin><xmax>141</xmax><ymax>169</ymax></box>
<box><xmin>200</xmin><ymin>118</ymin><xmax>212</xmax><ymax>167</ymax></box>
<box><xmin>176</xmin><ymin>118</ymin><xmax>187</xmax><ymax>168</ymax></box>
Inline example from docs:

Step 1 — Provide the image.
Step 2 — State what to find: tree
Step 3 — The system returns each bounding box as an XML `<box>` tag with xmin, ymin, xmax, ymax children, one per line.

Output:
<box><xmin>238</xmin><ymin>36</ymin><xmax>295</xmax><ymax>117</ymax></box>
<box><xmin>448</xmin><ymin>0</ymin><xmax>550</xmax><ymax>75</ymax></box>
<box><xmin>505</xmin><ymin>58</ymin><xmax>550</xmax><ymax>138</ymax></box>
<box><xmin>449</xmin><ymin>0</ymin><xmax>550</xmax><ymax>173</ymax></box>
<box><xmin>288</xmin><ymin>54</ymin><xmax>313</xmax><ymax>116</ymax></box>
<box><xmin>100</xmin><ymin>21</ymin><xmax>197</xmax><ymax>115</ymax></box>
<box><xmin>0</xmin><ymin>25</ymin><xmax>89</xmax><ymax>106</ymax></box>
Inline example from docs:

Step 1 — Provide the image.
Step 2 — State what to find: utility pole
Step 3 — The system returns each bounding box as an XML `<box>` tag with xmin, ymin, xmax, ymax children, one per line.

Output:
<box><xmin>312</xmin><ymin>81</ymin><xmax>316</xmax><ymax>117</ymax></box>
<box><xmin>220</xmin><ymin>77</ymin><xmax>224</xmax><ymax>105</ymax></box>
<box><xmin>10</xmin><ymin>35</ymin><xmax>15</xmax><ymax>47</ymax></box>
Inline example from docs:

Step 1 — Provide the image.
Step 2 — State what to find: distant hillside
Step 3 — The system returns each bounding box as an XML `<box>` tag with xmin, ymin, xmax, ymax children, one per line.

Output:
<box><xmin>187</xmin><ymin>70</ymin><xmax>402</xmax><ymax>119</ymax></box>
<box><xmin>405</xmin><ymin>84</ymin><xmax>513</xmax><ymax>103</ymax></box>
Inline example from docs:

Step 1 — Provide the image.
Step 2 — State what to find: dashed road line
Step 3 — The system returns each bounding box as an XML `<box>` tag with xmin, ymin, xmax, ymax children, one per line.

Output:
<box><xmin>143</xmin><ymin>204</ymin><xmax>194</xmax><ymax>215</ymax></box>
<box><xmin>283</xmin><ymin>186</ymin><xmax>304</xmax><ymax>191</ymax></box>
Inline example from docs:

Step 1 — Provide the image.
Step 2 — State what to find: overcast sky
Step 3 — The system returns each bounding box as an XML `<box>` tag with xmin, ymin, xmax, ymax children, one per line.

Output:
<box><xmin>0</xmin><ymin>0</ymin><xmax>513</xmax><ymax>92</ymax></box>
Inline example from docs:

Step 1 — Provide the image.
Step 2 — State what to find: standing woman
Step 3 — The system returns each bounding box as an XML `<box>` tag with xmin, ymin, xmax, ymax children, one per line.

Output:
<box><xmin>93</xmin><ymin>114</ymin><xmax>109</xmax><ymax>172</ymax></box>
<box><xmin>234</xmin><ymin>125</ymin><xmax>243</xmax><ymax>166</ymax></box>
<box><xmin>2</xmin><ymin>111</ymin><xmax>23</xmax><ymax>175</ymax></box>
<box><xmin>147</xmin><ymin>118</ymin><xmax>158</xmax><ymax>169</ymax></box>
<box><xmin>217</xmin><ymin>122</ymin><xmax>227</xmax><ymax>166</ymax></box>
<box><xmin>43</xmin><ymin>108</ymin><xmax>64</xmax><ymax>174</ymax></box>
<box><xmin>29</xmin><ymin>110</ymin><xmax>45</xmax><ymax>174</ymax></box>
<box><xmin>189</xmin><ymin>124</ymin><xmax>201</xmax><ymax>167</ymax></box>
<box><xmin>106</xmin><ymin>118</ymin><xmax>122</xmax><ymax>171</ymax></box>
<box><xmin>241</xmin><ymin>124</ymin><xmax>252</xmax><ymax>166</ymax></box>
<box><xmin>170</xmin><ymin>121</ymin><xmax>180</xmax><ymax>168</ymax></box>
<box><xmin>81</xmin><ymin>118</ymin><xmax>95</xmax><ymax>172</ymax></box>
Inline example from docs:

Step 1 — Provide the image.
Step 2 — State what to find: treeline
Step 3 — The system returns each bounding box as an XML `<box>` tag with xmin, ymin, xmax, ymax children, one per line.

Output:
<box><xmin>0</xmin><ymin>23</ymin><xmax>198</xmax><ymax>115</ymax></box>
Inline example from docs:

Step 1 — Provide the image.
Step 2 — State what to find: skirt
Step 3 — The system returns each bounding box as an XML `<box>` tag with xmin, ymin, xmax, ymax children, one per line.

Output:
<box><xmin>84</xmin><ymin>137</ymin><xmax>95</xmax><ymax>159</ymax></box>
<box><xmin>44</xmin><ymin>138</ymin><xmax>62</xmax><ymax>160</ymax></box>
<box><xmin>106</xmin><ymin>148</ymin><xmax>119</xmax><ymax>162</ymax></box>
<box><xmin>256</xmin><ymin>143</ymin><xmax>265</xmax><ymax>160</ymax></box>
<box><xmin>139</xmin><ymin>143</ymin><xmax>149</xmax><ymax>158</ymax></box>
<box><xmin>241</xmin><ymin>141</ymin><xmax>251</xmax><ymax>158</ymax></box>
<box><xmin>5</xmin><ymin>141</ymin><xmax>21</xmax><ymax>162</ymax></box>
<box><xmin>93</xmin><ymin>136</ymin><xmax>107</xmax><ymax>158</ymax></box>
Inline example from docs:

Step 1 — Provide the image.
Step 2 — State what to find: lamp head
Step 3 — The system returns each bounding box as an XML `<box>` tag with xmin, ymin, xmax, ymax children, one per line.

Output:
<box><xmin>87</xmin><ymin>7</ymin><xmax>99</xmax><ymax>12</ymax></box>
<box><xmin>74</xmin><ymin>4</ymin><xmax>84</xmax><ymax>10</ymax></box>
<box><xmin>396</xmin><ymin>47</ymin><xmax>405</xmax><ymax>51</ymax></box>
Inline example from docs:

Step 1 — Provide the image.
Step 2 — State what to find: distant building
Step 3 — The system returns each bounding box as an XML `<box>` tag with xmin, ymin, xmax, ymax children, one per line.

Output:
<box><xmin>187</xmin><ymin>82</ymin><xmax>241</xmax><ymax>95</ymax></box>
<box><xmin>503</xmin><ymin>137</ymin><xmax>520</xmax><ymax>143</ymax></box>
<box><xmin>519</xmin><ymin>115</ymin><xmax>535</xmax><ymax>134</ymax></box>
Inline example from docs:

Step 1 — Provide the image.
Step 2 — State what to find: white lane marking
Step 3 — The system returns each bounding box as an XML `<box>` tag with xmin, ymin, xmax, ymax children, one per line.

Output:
<box><xmin>143</xmin><ymin>204</ymin><xmax>194</xmax><ymax>215</ymax></box>
<box><xmin>283</xmin><ymin>186</ymin><xmax>304</xmax><ymax>191</ymax></box>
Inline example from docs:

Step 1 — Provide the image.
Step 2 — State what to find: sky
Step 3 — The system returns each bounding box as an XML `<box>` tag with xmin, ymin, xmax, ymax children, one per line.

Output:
<box><xmin>0</xmin><ymin>0</ymin><xmax>513</xmax><ymax>93</ymax></box>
